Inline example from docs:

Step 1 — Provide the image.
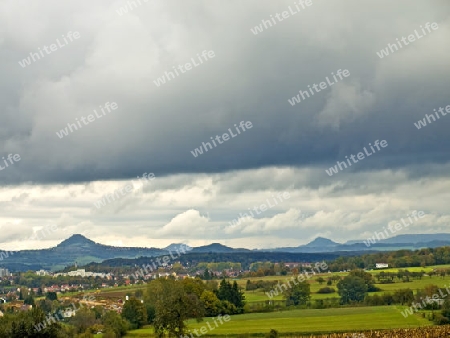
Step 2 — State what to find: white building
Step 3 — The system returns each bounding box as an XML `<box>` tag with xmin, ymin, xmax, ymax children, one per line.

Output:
<box><xmin>68</xmin><ymin>269</ymin><xmax>86</xmax><ymax>277</ymax></box>
<box><xmin>0</xmin><ymin>268</ymin><xmax>10</xmax><ymax>277</ymax></box>
<box><xmin>375</xmin><ymin>263</ymin><xmax>389</xmax><ymax>269</ymax></box>
<box><xmin>36</xmin><ymin>269</ymin><xmax>50</xmax><ymax>276</ymax></box>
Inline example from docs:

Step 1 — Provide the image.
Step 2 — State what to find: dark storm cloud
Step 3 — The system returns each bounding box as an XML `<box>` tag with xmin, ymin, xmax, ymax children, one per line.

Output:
<box><xmin>0</xmin><ymin>0</ymin><xmax>449</xmax><ymax>184</ymax></box>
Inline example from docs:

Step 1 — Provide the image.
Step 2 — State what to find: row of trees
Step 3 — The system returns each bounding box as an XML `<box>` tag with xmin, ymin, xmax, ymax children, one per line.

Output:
<box><xmin>0</xmin><ymin>306</ymin><xmax>129</xmax><ymax>338</ymax></box>
<box><xmin>326</xmin><ymin>247</ymin><xmax>450</xmax><ymax>271</ymax></box>
<box><xmin>376</xmin><ymin>270</ymin><xmax>426</xmax><ymax>283</ymax></box>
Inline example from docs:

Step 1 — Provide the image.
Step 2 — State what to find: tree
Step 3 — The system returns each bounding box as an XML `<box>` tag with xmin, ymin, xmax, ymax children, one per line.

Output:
<box><xmin>337</xmin><ymin>275</ymin><xmax>368</xmax><ymax>304</ymax></box>
<box><xmin>200</xmin><ymin>290</ymin><xmax>221</xmax><ymax>316</ymax></box>
<box><xmin>181</xmin><ymin>278</ymin><xmax>206</xmax><ymax>299</ymax></box>
<box><xmin>45</xmin><ymin>292</ymin><xmax>57</xmax><ymax>301</ymax></box>
<box><xmin>102</xmin><ymin>310</ymin><xmax>129</xmax><ymax>336</ymax></box>
<box><xmin>283</xmin><ymin>281</ymin><xmax>310</xmax><ymax>306</ymax></box>
<box><xmin>0</xmin><ymin>308</ymin><xmax>61</xmax><ymax>338</ymax></box>
<box><xmin>172</xmin><ymin>263</ymin><xmax>184</xmax><ymax>273</ymax></box>
<box><xmin>348</xmin><ymin>269</ymin><xmax>377</xmax><ymax>291</ymax></box>
<box><xmin>232</xmin><ymin>281</ymin><xmax>245</xmax><ymax>309</ymax></box>
<box><xmin>134</xmin><ymin>289</ymin><xmax>144</xmax><ymax>298</ymax></box>
<box><xmin>216</xmin><ymin>279</ymin><xmax>232</xmax><ymax>302</ymax></box>
<box><xmin>441</xmin><ymin>296</ymin><xmax>450</xmax><ymax>321</ymax></box>
<box><xmin>316</xmin><ymin>277</ymin><xmax>325</xmax><ymax>285</ymax></box>
<box><xmin>37</xmin><ymin>299</ymin><xmax>52</xmax><ymax>313</ymax></box>
<box><xmin>145</xmin><ymin>279</ymin><xmax>203</xmax><ymax>337</ymax></box>
<box><xmin>69</xmin><ymin>307</ymin><xmax>98</xmax><ymax>334</ymax></box>
<box><xmin>203</xmin><ymin>269</ymin><xmax>211</xmax><ymax>280</ymax></box>
<box><xmin>23</xmin><ymin>294</ymin><xmax>35</xmax><ymax>306</ymax></box>
<box><xmin>121</xmin><ymin>297</ymin><xmax>147</xmax><ymax>329</ymax></box>
<box><xmin>392</xmin><ymin>288</ymin><xmax>414</xmax><ymax>305</ymax></box>
<box><xmin>145</xmin><ymin>303</ymin><xmax>156</xmax><ymax>324</ymax></box>
<box><xmin>215</xmin><ymin>279</ymin><xmax>245</xmax><ymax>313</ymax></box>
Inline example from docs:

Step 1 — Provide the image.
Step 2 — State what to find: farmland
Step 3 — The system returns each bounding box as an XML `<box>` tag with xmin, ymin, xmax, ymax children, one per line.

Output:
<box><xmin>86</xmin><ymin>265</ymin><xmax>450</xmax><ymax>337</ymax></box>
<box><xmin>125</xmin><ymin>306</ymin><xmax>431</xmax><ymax>337</ymax></box>
<box><xmin>91</xmin><ymin>266</ymin><xmax>450</xmax><ymax>305</ymax></box>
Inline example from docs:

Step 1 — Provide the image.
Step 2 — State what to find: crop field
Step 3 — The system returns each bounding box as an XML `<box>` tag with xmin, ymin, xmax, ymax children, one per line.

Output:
<box><xmin>301</xmin><ymin>326</ymin><xmax>450</xmax><ymax>338</ymax></box>
<box><xmin>125</xmin><ymin>306</ymin><xmax>430</xmax><ymax>337</ymax></box>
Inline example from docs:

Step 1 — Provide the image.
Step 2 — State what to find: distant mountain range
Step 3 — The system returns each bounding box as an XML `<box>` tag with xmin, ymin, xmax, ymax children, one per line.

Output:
<box><xmin>268</xmin><ymin>234</ymin><xmax>450</xmax><ymax>253</ymax></box>
<box><xmin>1</xmin><ymin>233</ymin><xmax>450</xmax><ymax>272</ymax></box>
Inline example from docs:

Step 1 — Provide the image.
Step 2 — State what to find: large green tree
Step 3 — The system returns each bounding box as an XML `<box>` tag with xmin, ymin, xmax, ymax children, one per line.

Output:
<box><xmin>215</xmin><ymin>279</ymin><xmax>245</xmax><ymax>313</ymax></box>
<box><xmin>337</xmin><ymin>275</ymin><xmax>368</xmax><ymax>304</ymax></box>
<box><xmin>145</xmin><ymin>279</ymin><xmax>203</xmax><ymax>337</ymax></box>
<box><xmin>69</xmin><ymin>307</ymin><xmax>98</xmax><ymax>334</ymax></box>
<box><xmin>121</xmin><ymin>297</ymin><xmax>147</xmax><ymax>329</ymax></box>
<box><xmin>200</xmin><ymin>290</ymin><xmax>222</xmax><ymax>316</ymax></box>
<box><xmin>348</xmin><ymin>269</ymin><xmax>377</xmax><ymax>291</ymax></box>
<box><xmin>283</xmin><ymin>281</ymin><xmax>310</xmax><ymax>306</ymax></box>
<box><xmin>102</xmin><ymin>310</ymin><xmax>129</xmax><ymax>336</ymax></box>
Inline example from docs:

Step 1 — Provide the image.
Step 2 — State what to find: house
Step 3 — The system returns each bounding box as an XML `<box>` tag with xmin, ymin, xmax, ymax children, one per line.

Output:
<box><xmin>63</xmin><ymin>309</ymin><xmax>77</xmax><ymax>318</ymax></box>
<box><xmin>376</xmin><ymin>263</ymin><xmax>389</xmax><ymax>269</ymax></box>
<box><xmin>20</xmin><ymin>304</ymin><xmax>32</xmax><ymax>311</ymax></box>
<box><xmin>285</xmin><ymin>262</ymin><xmax>300</xmax><ymax>268</ymax></box>
<box><xmin>285</xmin><ymin>262</ymin><xmax>313</xmax><ymax>268</ymax></box>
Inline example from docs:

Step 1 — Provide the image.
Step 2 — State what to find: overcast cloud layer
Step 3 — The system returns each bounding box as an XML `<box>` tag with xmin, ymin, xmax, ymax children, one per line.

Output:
<box><xmin>0</xmin><ymin>0</ymin><xmax>449</xmax><ymax>249</ymax></box>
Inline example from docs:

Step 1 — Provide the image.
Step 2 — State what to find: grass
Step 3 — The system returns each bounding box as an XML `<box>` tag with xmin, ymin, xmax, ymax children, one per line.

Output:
<box><xmin>241</xmin><ymin>272</ymin><xmax>450</xmax><ymax>305</ymax></box>
<box><xmin>125</xmin><ymin>306</ymin><xmax>431</xmax><ymax>337</ymax></box>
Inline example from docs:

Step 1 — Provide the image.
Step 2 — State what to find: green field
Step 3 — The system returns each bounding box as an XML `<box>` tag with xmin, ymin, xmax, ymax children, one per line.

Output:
<box><xmin>125</xmin><ymin>306</ymin><xmax>430</xmax><ymax>337</ymax></box>
<box><xmin>241</xmin><ymin>270</ymin><xmax>450</xmax><ymax>304</ymax></box>
<box><xmin>91</xmin><ymin>268</ymin><xmax>450</xmax><ymax>306</ymax></box>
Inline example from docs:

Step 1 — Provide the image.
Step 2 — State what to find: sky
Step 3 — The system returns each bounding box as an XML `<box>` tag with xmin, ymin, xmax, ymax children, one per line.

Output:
<box><xmin>0</xmin><ymin>0</ymin><xmax>449</xmax><ymax>250</ymax></box>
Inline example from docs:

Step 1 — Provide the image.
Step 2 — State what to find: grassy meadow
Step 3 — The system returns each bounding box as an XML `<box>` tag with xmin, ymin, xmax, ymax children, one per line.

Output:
<box><xmin>240</xmin><ymin>266</ymin><xmax>450</xmax><ymax>303</ymax></box>
<box><xmin>125</xmin><ymin>306</ymin><xmax>430</xmax><ymax>337</ymax></box>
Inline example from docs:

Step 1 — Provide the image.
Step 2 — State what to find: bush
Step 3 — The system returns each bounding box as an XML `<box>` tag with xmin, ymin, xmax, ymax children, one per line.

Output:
<box><xmin>45</xmin><ymin>291</ymin><xmax>58</xmax><ymax>301</ymax></box>
<box><xmin>266</xmin><ymin>329</ymin><xmax>279</xmax><ymax>338</ymax></box>
<box><xmin>317</xmin><ymin>287</ymin><xmax>335</xmax><ymax>294</ymax></box>
<box><xmin>434</xmin><ymin>313</ymin><xmax>450</xmax><ymax>325</ymax></box>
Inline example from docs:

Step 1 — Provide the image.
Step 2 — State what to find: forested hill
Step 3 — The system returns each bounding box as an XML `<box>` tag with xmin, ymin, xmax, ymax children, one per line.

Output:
<box><xmin>84</xmin><ymin>251</ymin><xmax>355</xmax><ymax>271</ymax></box>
